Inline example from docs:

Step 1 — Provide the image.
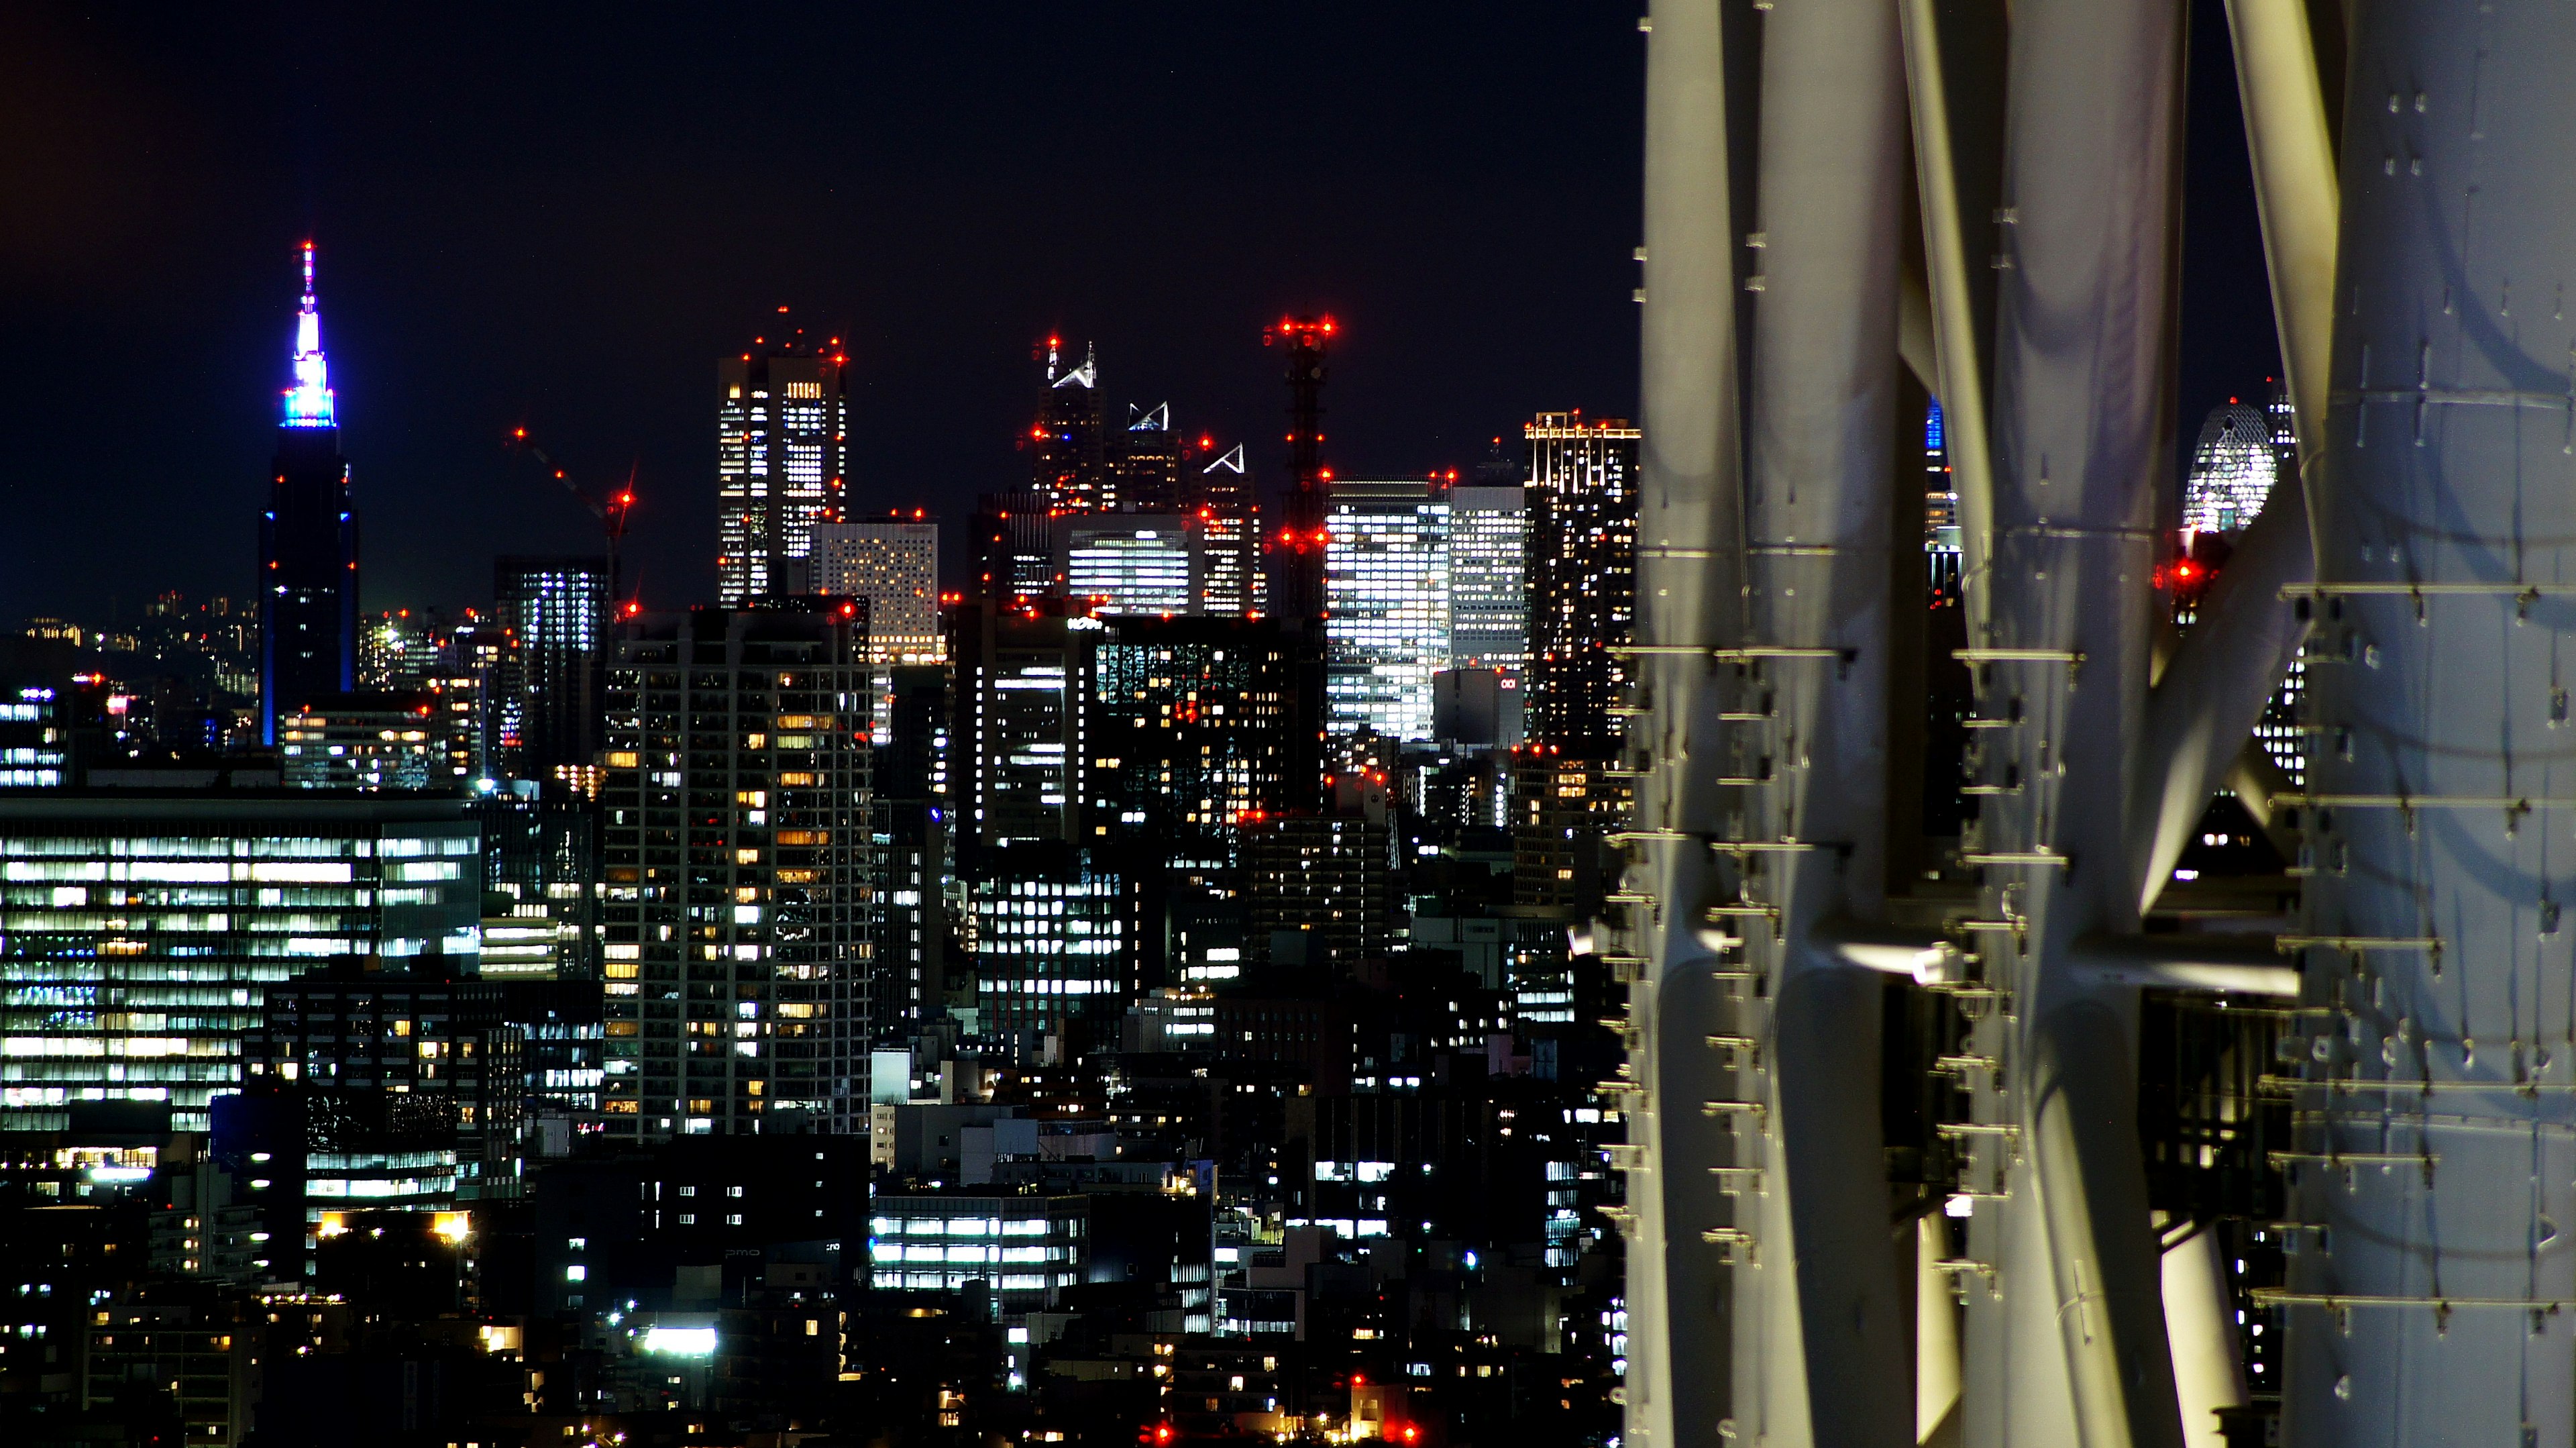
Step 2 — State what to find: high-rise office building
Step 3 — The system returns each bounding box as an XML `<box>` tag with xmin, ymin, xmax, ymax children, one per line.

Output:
<box><xmin>447</xmin><ymin>617</ymin><xmax>525</xmax><ymax>783</ymax></box>
<box><xmin>1109</xmin><ymin>403</ymin><xmax>1186</xmax><ymax>512</ymax></box>
<box><xmin>967</xmin><ymin>842</ymin><xmax>1126</xmax><ymax>1045</ymax></box>
<box><xmin>276</xmin><ymin>693</ymin><xmax>465</xmax><ymax>792</ymax></box>
<box><xmin>599</xmin><ymin>601</ymin><xmax>873</xmax><ymax>1139</ymax></box>
<box><xmin>1058</xmin><ymin>516</ymin><xmax>1202</xmax><ymax>618</ymax></box>
<box><xmin>2182</xmin><ymin>401</ymin><xmax>2282</xmax><ymax>537</ymax></box>
<box><xmin>473</xmin><ymin>781</ymin><xmax>602</xmax><ymax>987</ymax></box>
<box><xmin>1087</xmin><ymin>616</ymin><xmax>1296</xmax><ymax>866</ymax></box>
<box><xmin>240</xmin><ymin>966</ymin><xmax>527</xmax><ymax>1221</ymax></box>
<box><xmin>972</xmin><ymin>491</ymin><xmax>1060</xmax><ymax>608</ymax></box>
<box><xmin>1195</xmin><ymin>445</ymin><xmax>1263</xmax><ymax>618</ymax></box>
<box><xmin>0</xmin><ymin>790</ymin><xmax>480</xmax><ymax>1132</ymax></box>
<box><xmin>716</xmin><ymin>331</ymin><xmax>847</xmax><ymax>605</ymax></box>
<box><xmin>1446</xmin><ymin>484</ymin><xmax>1528</xmax><ymax>674</ymax></box>
<box><xmin>259</xmin><ymin>243</ymin><xmax>360</xmax><ymax>745</ymax></box>
<box><xmin>950</xmin><ymin>604</ymin><xmax>1097</xmax><ymax>867</ymax></box>
<box><xmin>873</xmin><ymin>666</ymin><xmax>953</xmax><ymax>1037</ymax></box>
<box><xmin>812</xmin><ymin>519</ymin><xmax>942</xmax><ymax>664</ymax></box>
<box><xmin>494</xmin><ymin>557</ymin><xmax>612</xmax><ymax>778</ymax></box>
<box><xmin>1324</xmin><ymin>480</ymin><xmax>1452</xmax><ymax>743</ymax></box>
<box><xmin>1523</xmin><ymin>412</ymin><xmax>1638</xmax><ymax>752</ymax></box>
<box><xmin>1031</xmin><ymin>338</ymin><xmax>1107</xmax><ymax>513</ymax></box>
<box><xmin>1509</xmin><ymin>750</ymin><xmax>1632</xmax><ymax>911</ymax></box>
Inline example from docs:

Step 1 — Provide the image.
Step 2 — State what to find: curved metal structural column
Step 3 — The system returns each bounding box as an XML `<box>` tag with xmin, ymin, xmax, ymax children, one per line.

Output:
<box><xmin>1956</xmin><ymin>1</ymin><xmax>2189</xmax><ymax>1445</ymax></box>
<box><xmin>1625</xmin><ymin>2</ymin><xmax>1748</xmax><ymax>1445</ymax></box>
<box><xmin>2280</xmin><ymin>5</ymin><xmax>2576</xmax><ymax>1443</ymax></box>
<box><xmin>1729</xmin><ymin>0</ymin><xmax>1913</xmax><ymax>1441</ymax></box>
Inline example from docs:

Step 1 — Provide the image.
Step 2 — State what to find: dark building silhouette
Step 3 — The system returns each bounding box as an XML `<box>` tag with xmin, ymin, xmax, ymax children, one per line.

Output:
<box><xmin>1030</xmin><ymin>337</ymin><xmax>1106</xmax><ymax>511</ymax></box>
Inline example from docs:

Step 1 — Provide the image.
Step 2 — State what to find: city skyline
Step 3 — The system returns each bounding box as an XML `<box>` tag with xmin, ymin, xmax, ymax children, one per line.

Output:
<box><xmin>0</xmin><ymin>8</ymin><xmax>2362</xmax><ymax>1448</ymax></box>
<box><xmin>0</xmin><ymin>9</ymin><xmax>1662</xmax><ymax>628</ymax></box>
<box><xmin>0</xmin><ymin>6</ymin><xmax>2282</xmax><ymax>631</ymax></box>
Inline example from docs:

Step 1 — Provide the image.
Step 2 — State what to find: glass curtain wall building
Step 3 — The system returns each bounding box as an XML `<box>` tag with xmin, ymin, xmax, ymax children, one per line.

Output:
<box><xmin>1087</xmin><ymin>617</ymin><xmax>1294</xmax><ymax>866</ymax></box>
<box><xmin>0</xmin><ymin>792</ymin><xmax>479</xmax><ymax>1131</ymax></box>
<box><xmin>1058</xmin><ymin>518</ymin><xmax>1201</xmax><ymax>619</ymax></box>
<box><xmin>1445</xmin><ymin>485</ymin><xmax>1529</xmax><ymax>674</ymax></box>
<box><xmin>967</xmin><ymin>844</ymin><xmax>1126</xmax><ymax>1043</ymax></box>
<box><xmin>2182</xmin><ymin>402</ymin><xmax>2281</xmax><ymax>537</ymax></box>
<box><xmin>1324</xmin><ymin>480</ymin><xmax>1452</xmax><ymax>742</ymax></box>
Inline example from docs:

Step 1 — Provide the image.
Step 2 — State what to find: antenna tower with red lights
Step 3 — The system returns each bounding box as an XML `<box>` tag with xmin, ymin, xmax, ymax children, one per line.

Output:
<box><xmin>1263</xmin><ymin>313</ymin><xmax>1337</xmax><ymax>628</ymax></box>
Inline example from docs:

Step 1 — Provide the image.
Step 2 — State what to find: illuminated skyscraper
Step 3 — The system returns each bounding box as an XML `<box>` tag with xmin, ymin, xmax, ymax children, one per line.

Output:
<box><xmin>599</xmin><ymin>600</ymin><xmax>873</xmax><ymax>1138</ymax></box>
<box><xmin>973</xmin><ymin>491</ymin><xmax>1060</xmax><ymax>607</ymax></box>
<box><xmin>259</xmin><ymin>242</ymin><xmax>360</xmax><ymax>745</ymax></box>
<box><xmin>1523</xmin><ymin>412</ymin><xmax>1638</xmax><ymax>752</ymax></box>
<box><xmin>716</xmin><ymin>329</ymin><xmax>847</xmax><ymax>605</ymax></box>
<box><xmin>1446</xmin><ymin>484</ymin><xmax>1527</xmax><ymax>674</ymax></box>
<box><xmin>360</xmin><ymin>609</ymin><xmax>450</xmax><ymax>692</ymax></box>
<box><xmin>2182</xmin><ymin>401</ymin><xmax>2280</xmax><ymax>537</ymax></box>
<box><xmin>1324</xmin><ymin>480</ymin><xmax>1451</xmax><ymax>741</ymax></box>
<box><xmin>812</xmin><ymin>519</ymin><xmax>943</xmax><ymax>664</ymax></box>
<box><xmin>494</xmin><ymin>556</ymin><xmax>612</xmax><ymax>777</ymax></box>
<box><xmin>951</xmin><ymin>603</ymin><xmax>1098</xmax><ymax>866</ymax></box>
<box><xmin>1030</xmin><ymin>338</ymin><xmax>1107</xmax><ymax>512</ymax></box>
<box><xmin>1194</xmin><ymin>444</ymin><xmax>1263</xmax><ymax>618</ymax></box>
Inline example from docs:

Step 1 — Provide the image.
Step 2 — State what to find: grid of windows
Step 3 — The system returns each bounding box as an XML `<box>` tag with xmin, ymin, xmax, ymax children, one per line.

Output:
<box><xmin>495</xmin><ymin>557</ymin><xmax>611</xmax><ymax>774</ymax></box>
<box><xmin>969</xmin><ymin>850</ymin><xmax>1125</xmax><ymax>1039</ymax></box>
<box><xmin>1446</xmin><ymin>486</ymin><xmax>1527</xmax><ymax>674</ymax></box>
<box><xmin>2182</xmin><ymin>403</ymin><xmax>2280</xmax><ymax>537</ymax></box>
<box><xmin>956</xmin><ymin>611</ymin><xmax>1097</xmax><ymax>856</ymax></box>
<box><xmin>1525</xmin><ymin>413</ymin><xmax>1639</xmax><ymax>752</ymax></box>
<box><xmin>600</xmin><ymin>605</ymin><xmax>873</xmax><ymax>1139</ymax></box>
<box><xmin>1088</xmin><ymin>619</ymin><xmax>1292</xmax><ymax>864</ymax></box>
<box><xmin>812</xmin><ymin>522</ymin><xmax>942</xmax><ymax>664</ymax></box>
<box><xmin>1325</xmin><ymin>481</ymin><xmax>1452</xmax><ymax>742</ymax></box>
<box><xmin>717</xmin><ymin>350</ymin><xmax>845</xmax><ymax>606</ymax></box>
<box><xmin>0</xmin><ymin>801</ymin><xmax>479</xmax><ymax>1131</ymax></box>
<box><xmin>867</xmin><ymin>1195</ymin><xmax>1087</xmax><ymax>1302</ymax></box>
<box><xmin>1062</xmin><ymin>521</ymin><xmax>1199</xmax><ymax>618</ymax></box>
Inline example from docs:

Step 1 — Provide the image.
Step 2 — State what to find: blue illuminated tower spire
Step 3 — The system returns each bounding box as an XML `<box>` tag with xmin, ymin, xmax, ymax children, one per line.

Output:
<box><xmin>282</xmin><ymin>241</ymin><xmax>336</xmax><ymax>428</ymax></box>
<box><xmin>259</xmin><ymin>240</ymin><xmax>360</xmax><ymax>744</ymax></box>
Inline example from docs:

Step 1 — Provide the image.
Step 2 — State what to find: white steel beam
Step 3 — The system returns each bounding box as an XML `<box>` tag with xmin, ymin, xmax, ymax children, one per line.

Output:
<box><xmin>2128</xmin><ymin>0</ymin><xmax>2338</xmax><ymax>911</ymax></box>
<box><xmin>1625</xmin><ymin>2</ymin><xmax>1746</xmax><ymax>1445</ymax></box>
<box><xmin>1732</xmin><ymin>0</ymin><xmax>1912</xmax><ymax>1439</ymax></box>
<box><xmin>1955</xmin><ymin>0</ymin><xmax>2190</xmax><ymax>1445</ymax></box>
<box><xmin>2279</xmin><ymin>5</ymin><xmax>2576</xmax><ymax>1443</ymax></box>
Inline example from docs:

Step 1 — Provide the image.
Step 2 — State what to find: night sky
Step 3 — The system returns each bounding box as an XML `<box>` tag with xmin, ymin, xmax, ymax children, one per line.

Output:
<box><xmin>0</xmin><ymin>3</ymin><xmax>2271</xmax><ymax>627</ymax></box>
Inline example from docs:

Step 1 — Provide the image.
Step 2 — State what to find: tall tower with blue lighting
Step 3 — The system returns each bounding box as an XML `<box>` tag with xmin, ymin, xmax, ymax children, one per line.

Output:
<box><xmin>258</xmin><ymin>241</ymin><xmax>360</xmax><ymax>745</ymax></box>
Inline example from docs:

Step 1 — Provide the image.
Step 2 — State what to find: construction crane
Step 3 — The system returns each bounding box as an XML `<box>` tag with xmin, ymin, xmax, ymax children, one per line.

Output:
<box><xmin>506</xmin><ymin>427</ymin><xmax>639</xmax><ymax>617</ymax></box>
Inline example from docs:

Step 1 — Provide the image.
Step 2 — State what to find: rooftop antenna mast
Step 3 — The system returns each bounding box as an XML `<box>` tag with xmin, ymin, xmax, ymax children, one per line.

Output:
<box><xmin>1262</xmin><ymin>313</ymin><xmax>1337</xmax><ymax>629</ymax></box>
